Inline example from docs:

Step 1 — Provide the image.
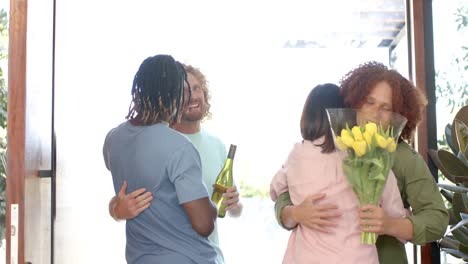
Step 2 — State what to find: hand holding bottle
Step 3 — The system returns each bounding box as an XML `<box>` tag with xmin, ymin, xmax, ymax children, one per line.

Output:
<box><xmin>211</xmin><ymin>144</ymin><xmax>236</xmax><ymax>218</ymax></box>
<box><xmin>223</xmin><ymin>185</ymin><xmax>243</xmax><ymax>217</ymax></box>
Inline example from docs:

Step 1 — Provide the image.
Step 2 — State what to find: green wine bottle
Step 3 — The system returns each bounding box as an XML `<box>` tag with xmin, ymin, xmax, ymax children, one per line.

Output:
<box><xmin>211</xmin><ymin>144</ymin><xmax>237</xmax><ymax>218</ymax></box>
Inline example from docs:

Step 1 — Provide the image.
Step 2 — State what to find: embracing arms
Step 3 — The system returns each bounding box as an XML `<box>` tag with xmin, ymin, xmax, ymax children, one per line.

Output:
<box><xmin>274</xmin><ymin>143</ymin><xmax>449</xmax><ymax>244</ymax></box>
<box><xmin>108</xmin><ymin>181</ymin><xmax>153</xmax><ymax>221</ymax></box>
<box><xmin>392</xmin><ymin>144</ymin><xmax>448</xmax><ymax>244</ymax></box>
<box><xmin>275</xmin><ymin>192</ymin><xmax>341</xmax><ymax>232</ymax></box>
<box><xmin>182</xmin><ymin>197</ymin><xmax>217</xmax><ymax>237</ymax></box>
<box><xmin>108</xmin><ymin>183</ymin><xmax>242</xmax><ymax>220</ymax></box>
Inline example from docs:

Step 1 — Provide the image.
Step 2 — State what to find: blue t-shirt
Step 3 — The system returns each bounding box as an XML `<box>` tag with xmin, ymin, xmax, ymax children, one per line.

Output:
<box><xmin>103</xmin><ymin>122</ymin><xmax>218</xmax><ymax>264</ymax></box>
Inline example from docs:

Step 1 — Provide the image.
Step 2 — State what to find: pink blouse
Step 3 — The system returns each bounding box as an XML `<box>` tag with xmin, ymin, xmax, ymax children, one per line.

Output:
<box><xmin>270</xmin><ymin>139</ymin><xmax>407</xmax><ymax>264</ymax></box>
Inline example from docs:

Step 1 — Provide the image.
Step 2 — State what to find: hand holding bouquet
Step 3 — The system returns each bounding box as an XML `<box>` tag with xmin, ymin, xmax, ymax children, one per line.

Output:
<box><xmin>326</xmin><ymin>108</ymin><xmax>407</xmax><ymax>244</ymax></box>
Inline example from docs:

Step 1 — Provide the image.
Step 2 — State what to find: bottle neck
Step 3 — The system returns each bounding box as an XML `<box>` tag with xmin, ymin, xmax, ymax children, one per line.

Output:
<box><xmin>223</xmin><ymin>159</ymin><xmax>233</xmax><ymax>168</ymax></box>
<box><xmin>227</xmin><ymin>145</ymin><xmax>237</xmax><ymax>160</ymax></box>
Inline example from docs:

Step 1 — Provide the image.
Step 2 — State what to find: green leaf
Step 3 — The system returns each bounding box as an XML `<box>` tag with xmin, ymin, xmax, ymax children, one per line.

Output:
<box><xmin>440</xmin><ymin>236</ymin><xmax>460</xmax><ymax>250</ymax></box>
<box><xmin>342</xmin><ymin>160</ymin><xmax>363</xmax><ymax>201</ymax></box>
<box><xmin>458</xmin><ymin>150</ymin><xmax>468</xmax><ymax>169</ymax></box>
<box><xmin>453</xmin><ymin>193</ymin><xmax>468</xmax><ymax>222</ymax></box>
<box><xmin>446</xmin><ymin>124</ymin><xmax>459</xmax><ymax>154</ymax></box>
<box><xmin>453</xmin><ymin>226</ymin><xmax>468</xmax><ymax>246</ymax></box>
<box><xmin>439</xmin><ymin>184</ymin><xmax>468</xmax><ymax>193</ymax></box>
<box><xmin>459</xmin><ymin>225</ymin><xmax>468</xmax><ymax>241</ymax></box>
<box><xmin>440</xmin><ymin>148</ymin><xmax>468</xmax><ymax>177</ymax></box>
<box><xmin>451</xmin><ymin>106</ymin><xmax>468</xmax><ymax>152</ymax></box>
<box><xmin>441</xmin><ymin>248</ymin><xmax>468</xmax><ymax>259</ymax></box>
<box><xmin>448</xmin><ymin>218</ymin><xmax>468</xmax><ymax>233</ymax></box>
<box><xmin>372</xmin><ymin>173</ymin><xmax>385</xmax><ymax>181</ymax></box>
<box><xmin>464</xmin><ymin>145</ymin><xmax>468</xmax><ymax>167</ymax></box>
<box><xmin>455</xmin><ymin>120</ymin><xmax>468</xmax><ymax>160</ymax></box>
<box><xmin>460</xmin><ymin>243</ymin><xmax>468</xmax><ymax>255</ymax></box>
<box><xmin>441</xmin><ymin>189</ymin><xmax>454</xmax><ymax>203</ymax></box>
<box><xmin>368</xmin><ymin>158</ymin><xmax>384</xmax><ymax>180</ymax></box>
<box><xmin>436</xmin><ymin>149</ymin><xmax>468</xmax><ymax>183</ymax></box>
<box><xmin>429</xmin><ymin>149</ymin><xmax>457</xmax><ymax>183</ymax></box>
<box><xmin>449</xmin><ymin>209</ymin><xmax>459</xmax><ymax>225</ymax></box>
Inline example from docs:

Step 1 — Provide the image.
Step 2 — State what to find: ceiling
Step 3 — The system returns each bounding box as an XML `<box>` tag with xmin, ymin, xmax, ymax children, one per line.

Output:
<box><xmin>283</xmin><ymin>0</ymin><xmax>406</xmax><ymax>48</ymax></box>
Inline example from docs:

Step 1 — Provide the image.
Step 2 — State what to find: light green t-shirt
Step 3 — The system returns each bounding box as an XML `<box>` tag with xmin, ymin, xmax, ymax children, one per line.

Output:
<box><xmin>184</xmin><ymin>129</ymin><xmax>227</xmax><ymax>263</ymax></box>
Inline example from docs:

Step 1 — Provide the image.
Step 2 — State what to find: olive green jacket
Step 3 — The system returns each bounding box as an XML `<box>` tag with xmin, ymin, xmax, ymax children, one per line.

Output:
<box><xmin>274</xmin><ymin>141</ymin><xmax>448</xmax><ymax>264</ymax></box>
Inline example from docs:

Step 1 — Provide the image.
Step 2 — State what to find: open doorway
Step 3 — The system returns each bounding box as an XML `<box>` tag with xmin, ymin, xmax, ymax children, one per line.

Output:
<box><xmin>6</xmin><ymin>0</ymin><xmax>447</xmax><ymax>263</ymax></box>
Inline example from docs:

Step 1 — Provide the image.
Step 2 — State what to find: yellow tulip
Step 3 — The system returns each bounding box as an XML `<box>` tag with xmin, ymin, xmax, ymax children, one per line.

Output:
<box><xmin>387</xmin><ymin>139</ymin><xmax>397</xmax><ymax>152</ymax></box>
<box><xmin>365</xmin><ymin>122</ymin><xmax>378</xmax><ymax>136</ymax></box>
<box><xmin>376</xmin><ymin>134</ymin><xmax>389</xmax><ymax>149</ymax></box>
<box><xmin>341</xmin><ymin>129</ymin><xmax>351</xmax><ymax>138</ymax></box>
<box><xmin>352</xmin><ymin>126</ymin><xmax>363</xmax><ymax>141</ymax></box>
<box><xmin>352</xmin><ymin>140</ymin><xmax>367</xmax><ymax>157</ymax></box>
<box><xmin>335</xmin><ymin>136</ymin><xmax>348</xmax><ymax>151</ymax></box>
<box><xmin>386</xmin><ymin>137</ymin><xmax>394</xmax><ymax>145</ymax></box>
<box><xmin>363</xmin><ymin>131</ymin><xmax>373</xmax><ymax>146</ymax></box>
<box><xmin>341</xmin><ymin>134</ymin><xmax>355</xmax><ymax>148</ymax></box>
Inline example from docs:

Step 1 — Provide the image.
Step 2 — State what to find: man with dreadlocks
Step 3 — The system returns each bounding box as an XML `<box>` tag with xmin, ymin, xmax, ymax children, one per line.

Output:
<box><xmin>103</xmin><ymin>55</ymin><xmax>219</xmax><ymax>264</ymax></box>
<box><xmin>108</xmin><ymin>63</ymin><xmax>242</xmax><ymax>264</ymax></box>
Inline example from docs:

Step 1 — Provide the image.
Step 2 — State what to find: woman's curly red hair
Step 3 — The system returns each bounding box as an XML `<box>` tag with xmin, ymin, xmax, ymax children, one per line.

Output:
<box><xmin>339</xmin><ymin>61</ymin><xmax>428</xmax><ymax>142</ymax></box>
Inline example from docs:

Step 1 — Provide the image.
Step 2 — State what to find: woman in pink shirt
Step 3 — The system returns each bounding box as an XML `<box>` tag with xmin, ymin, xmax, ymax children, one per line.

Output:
<box><xmin>270</xmin><ymin>83</ymin><xmax>407</xmax><ymax>264</ymax></box>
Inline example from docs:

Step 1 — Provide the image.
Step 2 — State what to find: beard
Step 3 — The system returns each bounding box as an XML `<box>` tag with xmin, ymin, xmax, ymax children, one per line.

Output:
<box><xmin>182</xmin><ymin>111</ymin><xmax>203</xmax><ymax>122</ymax></box>
<box><xmin>181</xmin><ymin>104</ymin><xmax>205</xmax><ymax>122</ymax></box>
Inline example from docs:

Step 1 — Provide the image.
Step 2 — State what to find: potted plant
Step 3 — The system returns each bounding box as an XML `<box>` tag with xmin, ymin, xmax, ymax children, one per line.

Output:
<box><xmin>429</xmin><ymin>105</ymin><xmax>468</xmax><ymax>260</ymax></box>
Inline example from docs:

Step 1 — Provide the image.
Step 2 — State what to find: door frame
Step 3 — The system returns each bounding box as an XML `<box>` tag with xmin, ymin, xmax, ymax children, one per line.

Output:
<box><xmin>409</xmin><ymin>0</ymin><xmax>439</xmax><ymax>263</ymax></box>
<box><xmin>6</xmin><ymin>0</ymin><xmax>28</xmax><ymax>263</ymax></box>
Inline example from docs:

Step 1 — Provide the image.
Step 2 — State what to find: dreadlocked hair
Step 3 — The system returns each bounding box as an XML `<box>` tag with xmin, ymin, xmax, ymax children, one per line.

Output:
<box><xmin>126</xmin><ymin>55</ymin><xmax>187</xmax><ymax>125</ymax></box>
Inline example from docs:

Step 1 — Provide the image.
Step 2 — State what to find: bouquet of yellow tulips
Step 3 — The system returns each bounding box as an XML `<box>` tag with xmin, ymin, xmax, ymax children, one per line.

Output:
<box><xmin>326</xmin><ymin>108</ymin><xmax>407</xmax><ymax>244</ymax></box>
